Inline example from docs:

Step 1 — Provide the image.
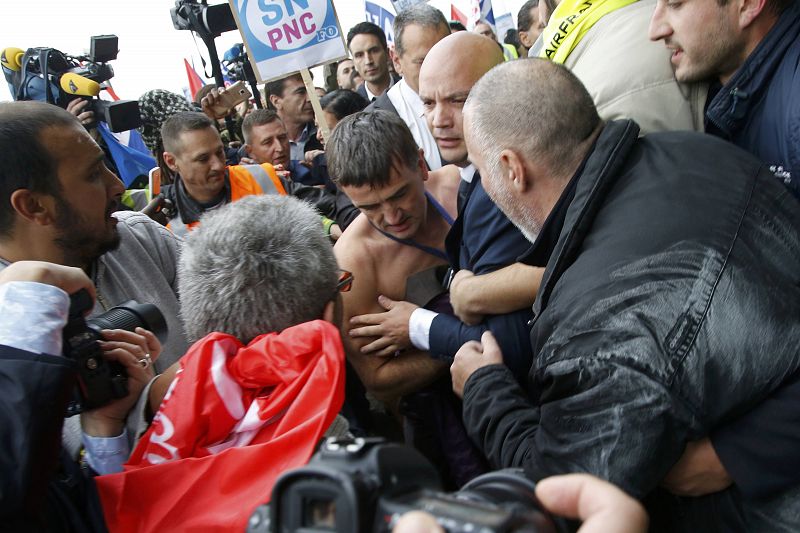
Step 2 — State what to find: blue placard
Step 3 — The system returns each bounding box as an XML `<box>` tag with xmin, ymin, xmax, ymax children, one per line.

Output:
<box><xmin>230</xmin><ymin>0</ymin><xmax>347</xmax><ymax>81</ymax></box>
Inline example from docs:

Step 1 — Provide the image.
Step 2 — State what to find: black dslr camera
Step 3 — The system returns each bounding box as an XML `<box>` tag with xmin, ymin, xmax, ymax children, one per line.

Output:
<box><xmin>252</xmin><ymin>438</ymin><xmax>562</xmax><ymax>533</ymax></box>
<box><xmin>62</xmin><ymin>289</ymin><xmax>167</xmax><ymax>415</ymax></box>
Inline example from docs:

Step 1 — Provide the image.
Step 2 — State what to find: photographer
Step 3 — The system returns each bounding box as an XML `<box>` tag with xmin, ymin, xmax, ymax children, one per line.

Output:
<box><xmin>0</xmin><ymin>260</ymin><xmax>160</xmax><ymax>532</ymax></box>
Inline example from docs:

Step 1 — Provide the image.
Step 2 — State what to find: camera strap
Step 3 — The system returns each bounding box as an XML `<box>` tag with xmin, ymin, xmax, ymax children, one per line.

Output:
<box><xmin>16</xmin><ymin>47</ymin><xmax>59</xmax><ymax>104</ymax></box>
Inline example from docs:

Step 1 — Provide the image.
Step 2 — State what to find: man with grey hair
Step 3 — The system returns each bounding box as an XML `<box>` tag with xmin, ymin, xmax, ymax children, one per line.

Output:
<box><xmin>178</xmin><ymin>195</ymin><xmax>339</xmax><ymax>342</ymax></box>
<box><xmin>98</xmin><ymin>194</ymin><xmax>350</xmax><ymax>531</ymax></box>
<box><xmin>453</xmin><ymin>58</ymin><xmax>800</xmax><ymax>530</ymax></box>
<box><xmin>147</xmin><ymin>193</ymin><xmax>344</xmax><ymax>402</ymax></box>
<box><xmin>367</xmin><ymin>3</ymin><xmax>451</xmax><ymax>170</ymax></box>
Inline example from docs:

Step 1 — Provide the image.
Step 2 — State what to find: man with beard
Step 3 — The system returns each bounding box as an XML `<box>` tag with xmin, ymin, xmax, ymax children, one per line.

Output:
<box><xmin>0</xmin><ymin>101</ymin><xmax>190</xmax><ymax>466</ymax></box>
<box><xmin>648</xmin><ymin>0</ymin><xmax>800</xmax><ymax>501</ymax></box>
<box><xmin>453</xmin><ymin>58</ymin><xmax>800</xmax><ymax>531</ymax></box>
<box><xmin>649</xmin><ymin>0</ymin><xmax>799</xmax><ymax>198</ymax></box>
<box><xmin>0</xmin><ymin>101</ymin><xmax>187</xmax><ymax>370</ymax></box>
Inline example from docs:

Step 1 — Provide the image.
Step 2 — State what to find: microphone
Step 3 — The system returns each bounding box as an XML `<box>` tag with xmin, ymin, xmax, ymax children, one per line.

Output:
<box><xmin>1</xmin><ymin>47</ymin><xmax>23</xmax><ymax>71</ymax></box>
<box><xmin>60</xmin><ymin>72</ymin><xmax>100</xmax><ymax>97</ymax></box>
<box><xmin>2</xmin><ymin>47</ymin><xmax>24</xmax><ymax>97</ymax></box>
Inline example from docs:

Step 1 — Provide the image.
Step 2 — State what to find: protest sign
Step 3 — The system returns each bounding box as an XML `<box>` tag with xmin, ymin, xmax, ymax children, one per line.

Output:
<box><xmin>229</xmin><ymin>0</ymin><xmax>347</xmax><ymax>82</ymax></box>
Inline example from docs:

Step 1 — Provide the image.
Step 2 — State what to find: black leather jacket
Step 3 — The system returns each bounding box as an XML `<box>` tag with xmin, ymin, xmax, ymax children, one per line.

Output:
<box><xmin>462</xmin><ymin>120</ymin><xmax>800</xmax><ymax>531</ymax></box>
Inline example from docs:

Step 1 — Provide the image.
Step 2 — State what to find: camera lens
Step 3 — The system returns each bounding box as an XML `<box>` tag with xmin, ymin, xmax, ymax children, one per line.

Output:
<box><xmin>87</xmin><ymin>300</ymin><xmax>168</xmax><ymax>344</ymax></box>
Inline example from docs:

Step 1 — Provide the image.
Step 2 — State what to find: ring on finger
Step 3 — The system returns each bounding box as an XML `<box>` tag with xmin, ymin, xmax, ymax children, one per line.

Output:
<box><xmin>137</xmin><ymin>353</ymin><xmax>153</xmax><ymax>369</ymax></box>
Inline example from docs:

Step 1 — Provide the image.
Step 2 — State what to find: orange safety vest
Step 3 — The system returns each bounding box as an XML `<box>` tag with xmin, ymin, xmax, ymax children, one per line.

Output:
<box><xmin>168</xmin><ymin>164</ymin><xmax>286</xmax><ymax>237</ymax></box>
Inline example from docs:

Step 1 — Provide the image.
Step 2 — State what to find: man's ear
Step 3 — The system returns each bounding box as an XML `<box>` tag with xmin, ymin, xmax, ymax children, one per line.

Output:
<box><xmin>498</xmin><ymin>149</ymin><xmax>530</xmax><ymax>194</ymax></box>
<box><xmin>324</xmin><ymin>297</ymin><xmax>344</xmax><ymax>331</ymax></box>
<box><xmin>9</xmin><ymin>189</ymin><xmax>56</xmax><ymax>226</ymax></box>
<box><xmin>418</xmin><ymin>149</ymin><xmax>429</xmax><ymax>181</ymax></box>
<box><xmin>518</xmin><ymin>30</ymin><xmax>533</xmax><ymax>50</ymax></box>
<box><xmin>323</xmin><ymin>299</ymin><xmax>336</xmax><ymax>323</ymax></box>
<box><xmin>163</xmin><ymin>151</ymin><xmax>179</xmax><ymax>173</ymax></box>
<box><xmin>269</xmin><ymin>93</ymin><xmax>282</xmax><ymax>110</ymax></box>
<box><xmin>389</xmin><ymin>46</ymin><xmax>402</xmax><ymax>75</ymax></box>
<box><xmin>738</xmin><ymin>0</ymin><xmax>768</xmax><ymax>28</ymax></box>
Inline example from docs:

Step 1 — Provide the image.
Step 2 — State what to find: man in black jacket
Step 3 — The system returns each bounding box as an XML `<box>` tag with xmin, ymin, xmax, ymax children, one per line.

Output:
<box><xmin>453</xmin><ymin>58</ymin><xmax>800</xmax><ymax>531</ymax></box>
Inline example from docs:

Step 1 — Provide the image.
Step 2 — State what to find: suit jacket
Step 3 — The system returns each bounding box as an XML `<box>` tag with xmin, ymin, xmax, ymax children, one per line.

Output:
<box><xmin>427</xmin><ymin>173</ymin><xmax>534</xmax><ymax>381</ymax></box>
<box><xmin>355</xmin><ymin>72</ymin><xmax>401</xmax><ymax>101</ymax></box>
<box><xmin>365</xmin><ymin>91</ymin><xmax>398</xmax><ymax>115</ymax></box>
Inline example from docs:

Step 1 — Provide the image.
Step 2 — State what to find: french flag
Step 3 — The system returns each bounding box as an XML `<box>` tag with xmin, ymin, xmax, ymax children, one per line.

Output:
<box><xmin>468</xmin><ymin>0</ymin><xmax>496</xmax><ymax>30</ymax></box>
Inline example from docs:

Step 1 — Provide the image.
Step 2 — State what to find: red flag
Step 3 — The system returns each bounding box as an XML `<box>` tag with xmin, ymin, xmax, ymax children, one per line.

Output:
<box><xmin>184</xmin><ymin>58</ymin><xmax>206</xmax><ymax>101</ymax></box>
<box><xmin>104</xmin><ymin>82</ymin><xmax>121</xmax><ymax>101</ymax></box>
<box><xmin>451</xmin><ymin>4</ymin><xmax>468</xmax><ymax>24</ymax></box>
<box><xmin>96</xmin><ymin>320</ymin><xmax>345</xmax><ymax>532</ymax></box>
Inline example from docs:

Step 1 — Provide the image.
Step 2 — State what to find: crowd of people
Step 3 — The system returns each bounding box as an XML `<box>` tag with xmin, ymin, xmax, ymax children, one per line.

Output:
<box><xmin>0</xmin><ymin>0</ymin><xmax>798</xmax><ymax>531</ymax></box>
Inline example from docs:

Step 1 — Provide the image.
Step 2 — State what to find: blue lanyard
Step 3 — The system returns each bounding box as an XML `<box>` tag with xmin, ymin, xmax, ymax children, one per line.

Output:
<box><xmin>376</xmin><ymin>191</ymin><xmax>453</xmax><ymax>261</ymax></box>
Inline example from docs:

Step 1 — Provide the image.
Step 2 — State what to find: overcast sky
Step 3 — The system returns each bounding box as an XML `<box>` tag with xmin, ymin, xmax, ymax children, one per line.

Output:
<box><xmin>3</xmin><ymin>0</ymin><xmax>524</xmax><ymax>102</ymax></box>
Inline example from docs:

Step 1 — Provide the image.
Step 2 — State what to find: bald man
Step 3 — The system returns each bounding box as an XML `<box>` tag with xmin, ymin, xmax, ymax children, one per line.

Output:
<box><xmin>350</xmin><ymin>32</ymin><xmax>536</xmax><ymax>408</ymax></box>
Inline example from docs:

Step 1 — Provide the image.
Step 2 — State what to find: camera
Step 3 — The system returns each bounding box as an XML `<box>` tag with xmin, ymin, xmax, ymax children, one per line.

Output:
<box><xmin>222</xmin><ymin>43</ymin><xmax>247</xmax><ymax>83</ymax></box>
<box><xmin>170</xmin><ymin>1</ymin><xmax>238</xmax><ymax>36</ymax></box>
<box><xmin>252</xmin><ymin>437</ymin><xmax>561</xmax><ymax>533</ymax></box>
<box><xmin>3</xmin><ymin>35</ymin><xmax>142</xmax><ymax>132</ymax></box>
<box><xmin>62</xmin><ymin>289</ymin><xmax>167</xmax><ymax>414</ymax></box>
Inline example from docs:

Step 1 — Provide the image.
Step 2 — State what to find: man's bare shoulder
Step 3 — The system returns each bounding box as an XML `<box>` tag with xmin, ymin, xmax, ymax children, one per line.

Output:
<box><xmin>425</xmin><ymin>164</ymin><xmax>460</xmax><ymax>219</ymax></box>
<box><xmin>334</xmin><ymin>214</ymin><xmax>396</xmax><ymax>267</ymax></box>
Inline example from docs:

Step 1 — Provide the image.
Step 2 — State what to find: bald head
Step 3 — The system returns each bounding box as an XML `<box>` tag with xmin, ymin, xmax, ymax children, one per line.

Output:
<box><xmin>465</xmin><ymin>58</ymin><xmax>599</xmax><ymax>179</ymax></box>
<box><xmin>464</xmin><ymin>58</ymin><xmax>601</xmax><ymax>239</ymax></box>
<box><xmin>418</xmin><ymin>32</ymin><xmax>504</xmax><ymax>165</ymax></box>
<box><xmin>421</xmin><ymin>31</ymin><xmax>504</xmax><ymax>83</ymax></box>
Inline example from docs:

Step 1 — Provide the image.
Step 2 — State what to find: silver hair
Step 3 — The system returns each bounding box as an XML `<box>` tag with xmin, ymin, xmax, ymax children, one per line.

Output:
<box><xmin>465</xmin><ymin>58</ymin><xmax>600</xmax><ymax>183</ymax></box>
<box><xmin>394</xmin><ymin>4</ymin><xmax>450</xmax><ymax>56</ymax></box>
<box><xmin>178</xmin><ymin>195</ymin><xmax>338</xmax><ymax>344</ymax></box>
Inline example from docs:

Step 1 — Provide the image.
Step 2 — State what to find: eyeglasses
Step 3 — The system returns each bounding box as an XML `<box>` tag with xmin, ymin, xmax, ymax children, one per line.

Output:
<box><xmin>337</xmin><ymin>270</ymin><xmax>354</xmax><ymax>292</ymax></box>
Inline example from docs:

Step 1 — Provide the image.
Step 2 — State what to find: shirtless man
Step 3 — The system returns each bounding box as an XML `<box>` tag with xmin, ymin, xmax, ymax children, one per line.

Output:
<box><xmin>329</xmin><ymin>110</ymin><xmax>457</xmax><ymax>406</ymax></box>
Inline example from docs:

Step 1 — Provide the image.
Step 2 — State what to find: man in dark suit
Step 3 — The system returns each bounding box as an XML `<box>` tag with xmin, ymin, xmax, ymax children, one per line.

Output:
<box><xmin>346</xmin><ymin>22</ymin><xmax>400</xmax><ymax>102</ymax></box>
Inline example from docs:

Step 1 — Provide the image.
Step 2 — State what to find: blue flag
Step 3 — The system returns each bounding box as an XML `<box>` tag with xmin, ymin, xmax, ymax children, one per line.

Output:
<box><xmin>98</xmin><ymin>122</ymin><xmax>156</xmax><ymax>187</ymax></box>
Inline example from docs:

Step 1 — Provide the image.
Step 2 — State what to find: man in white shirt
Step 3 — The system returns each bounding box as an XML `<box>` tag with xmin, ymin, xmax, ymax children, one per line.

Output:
<box><xmin>368</xmin><ymin>4</ymin><xmax>451</xmax><ymax>170</ymax></box>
